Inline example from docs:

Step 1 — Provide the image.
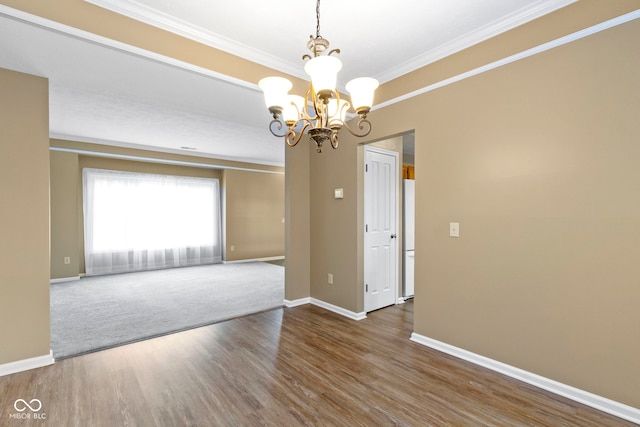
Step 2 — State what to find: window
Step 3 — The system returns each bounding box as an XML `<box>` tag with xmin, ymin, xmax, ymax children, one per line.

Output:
<box><xmin>83</xmin><ymin>168</ymin><xmax>221</xmax><ymax>275</ymax></box>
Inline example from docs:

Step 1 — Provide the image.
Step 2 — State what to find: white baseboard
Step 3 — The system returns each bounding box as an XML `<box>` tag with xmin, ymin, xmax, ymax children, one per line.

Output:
<box><xmin>50</xmin><ymin>276</ymin><xmax>80</xmax><ymax>284</ymax></box>
<box><xmin>283</xmin><ymin>297</ymin><xmax>311</xmax><ymax>308</ymax></box>
<box><xmin>0</xmin><ymin>351</ymin><xmax>55</xmax><ymax>377</ymax></box>
<box><xmin>398</xmin><ymin>296</ymin><xmax>416</xmax><ymax>304</ymax></box>
<box><xmin>410</xmin><ymin>333</ymin><xmax>640</xmax><ymax>425</ymax></box>
<box><xmin>223</xmin><ymin>256</ymin><xmax>284</xmax><ymax>264</ymax></box>
<box><xmin>259</xmin><ymin>256</ymin><xmax>285</xmax><ymax>262</ymax></box>
<box><xmin>311</xmin><ymin>298</ymin><xmax>366</xmax><ymax>321</ymax></box>
<box><xmin>284</xmin><ymin>296</ymin><xmax>367</xmax><ymax>321</ymax></box>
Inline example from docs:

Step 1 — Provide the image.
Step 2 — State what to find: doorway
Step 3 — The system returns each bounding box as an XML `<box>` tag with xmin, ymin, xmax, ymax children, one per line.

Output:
<box><xmin>364</xmin><ymin>146</ymin><xmax>399</xmax><ymax>312</ymax></box>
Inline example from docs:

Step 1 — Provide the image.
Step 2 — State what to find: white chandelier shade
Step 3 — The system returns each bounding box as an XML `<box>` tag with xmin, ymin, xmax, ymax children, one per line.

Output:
<box><xmin>258</xmin><ymin>73</ymin><xmax>379</xmax><ymax>122</ymax></box>
<box><xmin>258</xmin><ymin>76</ymin><xmax>292</xmax><ymax>114</ymax></box>
<box><xmin>304</xmin><ymin>56</ymin><xmax>342</xmax><ymax>96</ymax></box>
<box><xmin>345</xmin><ymin>77</ymin><xmax>380</xmax><ymax>114</ymax></box>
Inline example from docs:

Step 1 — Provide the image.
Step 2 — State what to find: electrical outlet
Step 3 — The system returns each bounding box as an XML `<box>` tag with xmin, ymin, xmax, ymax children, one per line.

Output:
<box><xmin>328</xmin><ymin>273</ymin><xmax>333</xmax><ymax>284</ymax></box>
<box><xmin>230</xmin><ymin>245</ymin><xmax>235</xmax><ymax>252</ymax></box>
<box><xmin>64</xmin><ymin>257</ymin><xmax>71</xmax><ymax>265</ymax></box>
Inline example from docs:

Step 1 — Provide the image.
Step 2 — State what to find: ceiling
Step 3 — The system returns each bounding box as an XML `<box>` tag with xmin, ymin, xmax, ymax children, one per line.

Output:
<box><xmin>0</xmin><ymin>0</ymin><xmax>575</xmax><ymax>166</ymax></box>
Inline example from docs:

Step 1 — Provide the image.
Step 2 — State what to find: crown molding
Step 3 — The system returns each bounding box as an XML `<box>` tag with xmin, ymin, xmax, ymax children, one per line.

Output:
<box><xmin>83</xmin><ymin>0</ymin><xmax>577</xmax><ymax>85</ymax></box>
<box><xmin>375</xmin><ymin>0</ymin><xmax>578</xmax><ymax>84</ymax></box>
<box><xmin>50</xmin><ymin>143</ymin><xmax>285</xmax><ymax>173</ymax></box>
<box><xmin>84</xmin><ymin>0</ymin><xmax>306</xmax><ymax>80</ymax></box>
<box><xmin>374</xmin><ymin>9</ymin><xmax>640</xmax><ymax>112</ymax></box>
<box><xmin>0</xmin><ymin>4</ymin><xmax>259</xmax><ymax>92</ymax></box>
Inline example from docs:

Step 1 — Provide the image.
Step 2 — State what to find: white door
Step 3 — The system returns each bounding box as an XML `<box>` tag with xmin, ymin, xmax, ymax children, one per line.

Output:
<box><xmin>364</xmin><ymin>147</ymin><xmax>399</xmax><ymax>312</ymax></box>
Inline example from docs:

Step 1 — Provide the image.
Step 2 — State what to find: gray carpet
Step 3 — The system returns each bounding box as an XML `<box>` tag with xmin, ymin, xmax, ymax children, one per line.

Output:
<box><xmin>50</xmin><ymin>262</ymin><xmax>284</xmax><ymax>359</ymax></box>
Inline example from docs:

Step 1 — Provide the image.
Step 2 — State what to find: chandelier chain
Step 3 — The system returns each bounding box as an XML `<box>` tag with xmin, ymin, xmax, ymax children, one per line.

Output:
<box><xmin>316</xmin><ymin>0</ymin><xmax>321</xmax><ymax>38</ymax></box>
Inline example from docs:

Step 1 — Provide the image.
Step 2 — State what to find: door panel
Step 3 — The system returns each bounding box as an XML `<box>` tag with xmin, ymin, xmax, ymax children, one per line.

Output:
<box><xmin>364</xmin><ymin>147</ymin><xmax>398</xmax><ymax>312</ymax></box>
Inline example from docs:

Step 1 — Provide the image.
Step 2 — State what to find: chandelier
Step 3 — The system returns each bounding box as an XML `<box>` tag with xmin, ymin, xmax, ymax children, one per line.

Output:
<box><xmin>258</xmin><ymin>0</ymin><xmax>379</xmax><ymax>153</ymax></box>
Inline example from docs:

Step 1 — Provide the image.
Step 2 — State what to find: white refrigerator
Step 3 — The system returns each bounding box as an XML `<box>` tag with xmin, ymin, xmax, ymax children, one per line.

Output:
<box><xmin>403</xmin><ymin>179</ymin><xmax>415</xmax><ymax>298</ymax></box>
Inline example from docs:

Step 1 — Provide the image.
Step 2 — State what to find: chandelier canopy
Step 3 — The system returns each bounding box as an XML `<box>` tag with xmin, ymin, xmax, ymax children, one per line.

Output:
<box><xmin>258</xmin><ymin>0</ymin><xmax>379</xmax><ymax>153</ymax></box>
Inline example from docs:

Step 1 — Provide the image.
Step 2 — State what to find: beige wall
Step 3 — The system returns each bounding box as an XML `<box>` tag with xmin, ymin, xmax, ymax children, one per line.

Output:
<box><xmin>309</xmin><ymin>142</ymin><xmax>360</xmax><ymax>308</ymax></box>
<box><xmin>49</xmin><ymin>140</ymin><xmax>284</xmax><ymax>278</ymax></box>
<box><xmin>284</xmin><ymin>137</ymin><xmax>311</xmax><ymax>301</ymax></box>
<box><xmin>50</xmin><ymin>151</ymin><xmax>80</xmax><ymax>279</ymax></box>
<box><xmin>223</xmin><ymin>169</ymin><xmax>285</xmax><ymax>261</ymax></box>
<box><xmin>0</xmin><ymin>68</ymin><xmax>51</xmax><ymax>364</ymax></box>
<box><xmin>328</xmin><ymin>17</ymin><xmax>640</xmax><ymax>408</ymax></box>
<box><xmin>412</xmin><ymin>20</ymin><xmax>640</xmax><ymax>408</ymax></box>
<box><xmin>308</xmin><ymin>133</ymin><xmax>405</xmax><ymax>313</ymax></box>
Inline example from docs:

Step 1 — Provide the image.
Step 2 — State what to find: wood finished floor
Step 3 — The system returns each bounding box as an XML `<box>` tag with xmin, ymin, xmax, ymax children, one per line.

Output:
<box><xmin>0</xmin><ymin>301</ymin><xmax>633</xmax><ymax>426</ymax></box>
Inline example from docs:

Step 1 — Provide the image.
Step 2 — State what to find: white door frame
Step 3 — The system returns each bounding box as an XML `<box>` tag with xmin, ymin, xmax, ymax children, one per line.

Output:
<box><xmin>363</xmin><ymin>145</ymin><xmax>400</xmax><ymax>312</ymax></box>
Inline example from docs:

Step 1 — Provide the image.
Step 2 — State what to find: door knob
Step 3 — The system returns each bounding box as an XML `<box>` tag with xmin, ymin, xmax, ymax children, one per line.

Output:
<box><xmin>391</xmin><ymin>234</ymin><xmax>397</xmax><ymax>239</ymax></box>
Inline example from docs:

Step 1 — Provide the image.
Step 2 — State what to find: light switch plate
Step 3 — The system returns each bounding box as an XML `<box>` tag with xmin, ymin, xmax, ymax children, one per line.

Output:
<box><xmin>334</xmin><ymin>188</ymin><xmax>344</xmax><ymax>199</ymax></box>
<box><xmin>449</xmin><ymin>222</ymin><xmax>460</xmax><ymax>237</ymax></box>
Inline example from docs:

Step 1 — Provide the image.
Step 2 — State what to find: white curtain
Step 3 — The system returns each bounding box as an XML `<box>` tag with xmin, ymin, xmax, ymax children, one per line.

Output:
<box><xmin>83</xmin><ymin>168</ymin><xmax>222</xmax><ymax>276</ymax></box>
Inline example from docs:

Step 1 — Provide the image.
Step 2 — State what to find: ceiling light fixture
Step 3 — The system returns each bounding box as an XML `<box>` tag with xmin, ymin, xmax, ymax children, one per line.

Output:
<box><xmin>258</xmin><ymin>0</ymin><xmax>379</xmax><ymax>153</ymax></box>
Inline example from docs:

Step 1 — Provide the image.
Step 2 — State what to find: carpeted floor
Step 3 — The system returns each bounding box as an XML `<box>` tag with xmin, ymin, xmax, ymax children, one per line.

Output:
<box><xmin>50</xmin><ymin>262</ymin><xmax>284</xmax><ymax>359</ymax></box>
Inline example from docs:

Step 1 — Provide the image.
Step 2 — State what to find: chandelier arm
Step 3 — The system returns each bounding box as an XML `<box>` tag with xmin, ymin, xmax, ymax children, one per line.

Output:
<box><xmin>304</xmin><ymin>86</ymin><xmax>319</xmax><ymax>126</ymax></box>
<box><xmin>268</xmin><ymin>118</ymin><xmax>288</xmax><ymax>138</ymax></box>
<box><xmin>342</xmin><ymin>116</ymin><xmax>373</xmax><ymax>138</ymax></box>
<box><xmin>335</xmin><ymin>92</ymin><xmax>350</xmax><ymax>124</ymax></box>
<box><xmin>330</xmin><ymin>131</ymin><xmax>339</xmax><ymax>149</ymax></box>
<box><xmin>316</xmin><ymin>96</ymin><xmax>331</xmax><ymax>128</ymax></box>
<box><xmin>285</xmin><ymin>122</ymin><xmax>311</xmax><ymax>147</ymax></box>
<box><xmin>307</xmin><ymin>91</ymin><xmax>321</xmax><ymax>128</ymax></box>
